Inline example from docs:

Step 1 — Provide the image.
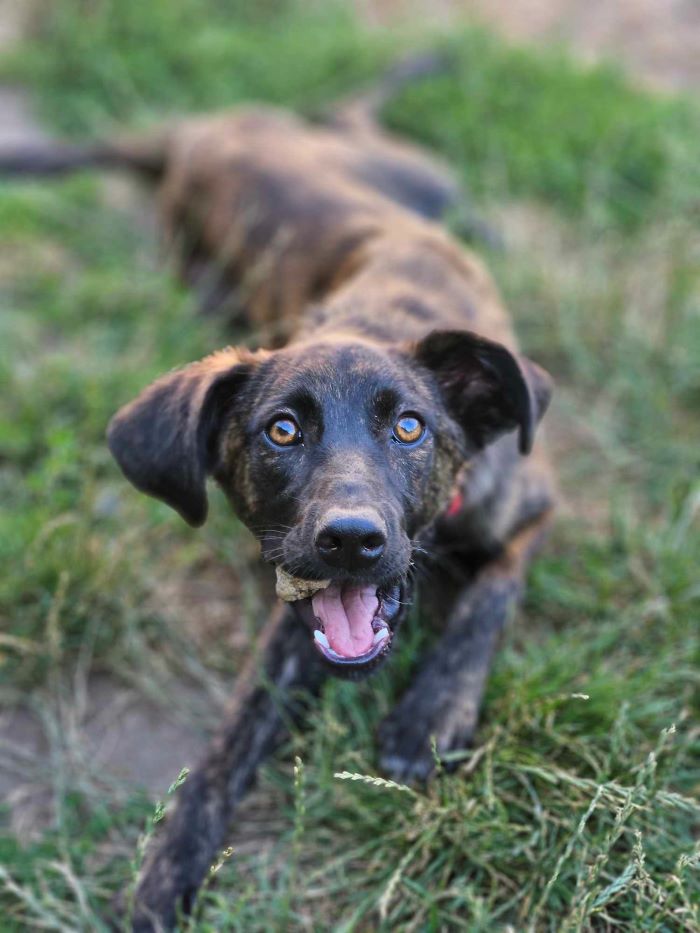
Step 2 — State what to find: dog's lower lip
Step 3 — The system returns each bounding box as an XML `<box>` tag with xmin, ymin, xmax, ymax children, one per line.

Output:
<box><xmin>313</xmin><ymin>619</ymin><xmax>390</xmax><ymax>663</ymax></box>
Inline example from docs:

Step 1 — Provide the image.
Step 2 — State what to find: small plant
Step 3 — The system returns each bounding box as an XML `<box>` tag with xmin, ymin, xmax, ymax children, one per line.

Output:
<box><xmin>123</xmin><ymin>767</ymin><xmax>190</xmax><ymax>928</ymax></box>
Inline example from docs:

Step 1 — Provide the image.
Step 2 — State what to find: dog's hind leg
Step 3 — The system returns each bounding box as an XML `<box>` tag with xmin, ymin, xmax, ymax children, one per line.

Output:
<box><xmin>378</xmin><ymin>509</ymin><xmax>553</xmax><ymax>782</ymax></box>
<box><xmin>125</xmin><ymin>604</ymin><xmax>326</xmax><ymax>932</ymax></box>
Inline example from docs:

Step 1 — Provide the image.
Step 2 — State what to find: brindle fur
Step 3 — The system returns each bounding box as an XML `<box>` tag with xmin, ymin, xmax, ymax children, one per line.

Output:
<box><xmin>3</xmin><ymin>62</ymin><xmax>555</xmax><ymax>931</ymax></box>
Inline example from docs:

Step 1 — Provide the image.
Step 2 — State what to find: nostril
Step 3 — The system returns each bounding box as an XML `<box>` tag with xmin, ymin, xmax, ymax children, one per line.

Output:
<box><xmin>361</xmin><ymin>532</ymin><xmax>386</xmax><ymax>556</ymax></box>
<box><xmin>316</xmin><ymin>531</ymin><xmax>342</xmax><ymax>555</ymax></box>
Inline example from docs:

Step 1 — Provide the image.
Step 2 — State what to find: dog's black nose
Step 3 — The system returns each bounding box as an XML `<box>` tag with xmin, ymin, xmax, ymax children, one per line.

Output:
<box><xmin>316</xmin><ymin>514</ymin><xmax>386</xmax><ymax>570</ymax></box>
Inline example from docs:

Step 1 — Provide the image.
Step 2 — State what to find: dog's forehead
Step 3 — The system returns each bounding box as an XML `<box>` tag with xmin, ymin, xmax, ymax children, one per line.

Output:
<box><xmin>259</xmin><ymin>340</ymin><xmax>426</xmax><ymax>404</ymax></box>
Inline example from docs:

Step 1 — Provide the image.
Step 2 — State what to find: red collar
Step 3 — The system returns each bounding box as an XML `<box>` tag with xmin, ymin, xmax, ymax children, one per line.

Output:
<box><xmin>444</xmin><ymin>488</ymin><xmax>464</xmax><ymax>518</ymax></box>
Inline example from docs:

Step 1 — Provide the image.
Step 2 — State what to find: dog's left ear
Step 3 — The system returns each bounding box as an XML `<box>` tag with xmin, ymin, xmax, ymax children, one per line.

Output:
<box><xmin>107</xmin><ymin>347</ymin><xmax>265</xmax><ymax>527</ymax></box>
<box><xmin>413</xmin><ymin>329</ymin><xmax>552</xmax><ymax>454</ymax></box>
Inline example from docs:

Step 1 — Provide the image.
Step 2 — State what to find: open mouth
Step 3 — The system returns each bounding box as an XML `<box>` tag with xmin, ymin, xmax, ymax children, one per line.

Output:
<box><xmin>289</xmin><ymin>581</ymin><xmax>403</xmax><ymax>673</ymax></box>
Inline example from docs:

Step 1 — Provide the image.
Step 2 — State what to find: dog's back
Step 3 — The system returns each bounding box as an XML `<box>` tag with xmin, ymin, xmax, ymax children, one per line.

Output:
<box><xmin>156</xmin><ymin>107</ymin><xmax>509</xmax><ymax>342</ymax></box>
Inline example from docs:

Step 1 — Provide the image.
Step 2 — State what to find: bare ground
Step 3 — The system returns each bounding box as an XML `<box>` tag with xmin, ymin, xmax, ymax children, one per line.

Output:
<box><xmin>360</xmin><ymin>0</ymin><xmax>700</xmax><ymax>91</ymax></box>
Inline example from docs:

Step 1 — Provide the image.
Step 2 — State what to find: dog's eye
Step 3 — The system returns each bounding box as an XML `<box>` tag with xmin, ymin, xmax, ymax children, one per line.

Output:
<box><xmin>393</xmin><ymin>413</ymin><xmax>425</xmax><ymax>445</ymax></box>
<box><xmin>266</xmin><ymin>416</ymin><xmax>302</xmax><ymax>447</ymax></box>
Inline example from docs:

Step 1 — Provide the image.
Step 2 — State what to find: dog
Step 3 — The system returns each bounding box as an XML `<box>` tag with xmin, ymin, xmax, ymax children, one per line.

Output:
<box><xmin>2</xmin><ymin>58</ymin><xmax>555</xmax><ymax>931</ymax></box>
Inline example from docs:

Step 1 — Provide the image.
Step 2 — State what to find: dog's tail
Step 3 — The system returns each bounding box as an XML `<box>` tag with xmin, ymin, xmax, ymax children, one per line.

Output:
<box><xmin>0</xmin><ymin>130</ymin><xmax>168</xmax><ymax>179</ymax></box>
<box><xmin>329</xmin><ymin>50</ymin><xmax>451</xmax><ymax>131</ymax></box>
<box><xmin>0</xmin><ymin>53</ymin><xmax>446</xmax><ymax>179</ymax></box>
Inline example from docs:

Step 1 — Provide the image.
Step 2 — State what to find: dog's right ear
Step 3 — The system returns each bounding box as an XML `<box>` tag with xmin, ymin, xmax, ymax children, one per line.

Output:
<box><xmin>107</xmin><ymin>347</ymin><xmax>265</xmax><ymax>527</ymax></box>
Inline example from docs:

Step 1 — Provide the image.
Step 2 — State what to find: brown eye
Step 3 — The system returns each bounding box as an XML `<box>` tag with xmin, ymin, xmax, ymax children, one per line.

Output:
<box><xmin>266</xmin><ymin>416</ymin><xmax>302</xmax><ymax>447</ymax></box>
<box><xmin>393</xmin><ymin>413</ymin><xmax>425</xmax><ymax>445</ymax></box>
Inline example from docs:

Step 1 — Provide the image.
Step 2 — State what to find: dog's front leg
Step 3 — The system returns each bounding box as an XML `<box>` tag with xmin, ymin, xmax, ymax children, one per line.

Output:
<box><xmin>378</xmin><ymin>513</ymin><xmax>551</xmax><ymax>782</ymax></box>
<box><xmin>128</xmin><ymin>604</ymin><xmax>325</xmax><ymax>932</ymax></box>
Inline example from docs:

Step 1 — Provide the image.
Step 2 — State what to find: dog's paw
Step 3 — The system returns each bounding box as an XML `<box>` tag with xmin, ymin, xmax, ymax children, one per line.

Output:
<box><xmin>109</xmin><ymin>847</ymin><xmax>200</xmax><ymax>933</ymax></box>
<box><xmin>109</xmin><ymin>883</ymin><xmax>179</xmax><ymax>933</ymax></box>
<box><xmin>377</xmin><ymin>701</ymin><xmax>476</xmax><ymax>783</ymax></box>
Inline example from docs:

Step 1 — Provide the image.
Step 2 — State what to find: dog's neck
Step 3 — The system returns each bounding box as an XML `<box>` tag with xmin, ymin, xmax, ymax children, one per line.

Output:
<box><xmin>290</xmin><ymin>228</ymin><xmax>516</xmax><ymax>351</ymax></box>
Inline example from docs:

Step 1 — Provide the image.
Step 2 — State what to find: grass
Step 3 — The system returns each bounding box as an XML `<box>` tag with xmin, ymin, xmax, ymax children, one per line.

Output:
<box><xmin>0</xmin><ymin>0</ymin><xmax>698</xmax><ymax>930</ymax></box>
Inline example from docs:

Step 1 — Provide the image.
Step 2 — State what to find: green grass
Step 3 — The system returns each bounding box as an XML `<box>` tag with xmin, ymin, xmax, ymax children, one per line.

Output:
<box><xmin>1</xmin><ymin>1</ymin><xmax>698</xmax><ymax>930</ymax></box>
<box><xmin>385</xmin><ymin>35</ymin><xmax>699</xmax><ymax>230</ymax></box>
<box><xmin>8</xmin><ymin>0</ymin><xmax>699</xmax><ymax>230</ymax></box>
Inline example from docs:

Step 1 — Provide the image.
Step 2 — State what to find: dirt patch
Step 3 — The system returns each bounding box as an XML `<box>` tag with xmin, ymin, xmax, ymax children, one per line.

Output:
<box><xmin>0</xmin><ymin>0</ymin><xmax>30</xmax><ymax>53</ymax></box>
<box><xmin>0</xmin><ymin>676</ymin><xmax>209</xmax><ymax>839</ymax></box>
<box><xmin>0</xmin><ymin>706</ymin><xmax>50</xmax><ymax>839</ymax></box>
<box><xmin>0</xmin><ymin>87</ymin><xmax>48</xmax><ymax>146</ymax></box>
<box><xmin>360</xmin><ymin>0</ymin><xmax>700</xmax><ymax>92</ymax></box>
<box><xmin>0</xmin><ymin>1</ymin><xmax>46</xmax><ymax>146</ymax></box>
<box><xmin>463</xmin><ymin>0</ymin><xmax>700</xmax><ymax>92</ymax></box>
<box><xmin>80</xmin><ymin>674</ymin><xmax>208</xmax><ymax>793</ymax></box>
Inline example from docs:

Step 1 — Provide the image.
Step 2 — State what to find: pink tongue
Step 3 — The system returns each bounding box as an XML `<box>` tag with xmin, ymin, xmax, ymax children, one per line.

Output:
<box><xmin>311</xmin><ymin>584</ymin><xmax>378</xmax><ymax>658</ymax></box>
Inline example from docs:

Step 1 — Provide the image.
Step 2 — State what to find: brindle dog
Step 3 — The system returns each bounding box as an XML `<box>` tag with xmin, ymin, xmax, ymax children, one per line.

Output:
<box><xmin>3</xmin><ymin>60</ymin><xmax>555</xmax><ymax>931</ymax></box>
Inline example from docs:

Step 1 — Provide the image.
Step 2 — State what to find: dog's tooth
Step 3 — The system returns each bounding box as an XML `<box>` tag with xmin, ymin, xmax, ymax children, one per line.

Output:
<box><xmin>314</xmin><ymin>630</ymin><xmax>330</xmax><ymax>649</ymax></box>
<box><xmin>373</xmin><ymin>628</ymin><xmax>388</xmax><ymax>644</ymax></box>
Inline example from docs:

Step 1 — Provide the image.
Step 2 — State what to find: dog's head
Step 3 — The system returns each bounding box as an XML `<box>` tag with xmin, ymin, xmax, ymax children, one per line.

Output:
<box><xmin>107</xmin><ymin>331</ymin><xmax>551</xmax><ymax>676</ymax></box>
